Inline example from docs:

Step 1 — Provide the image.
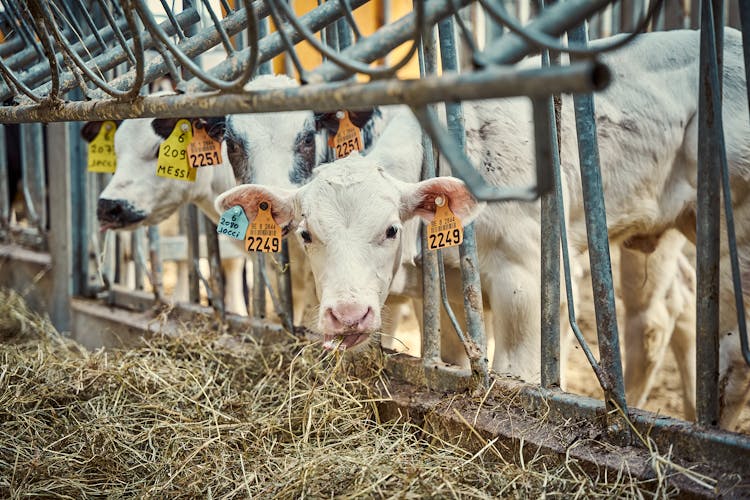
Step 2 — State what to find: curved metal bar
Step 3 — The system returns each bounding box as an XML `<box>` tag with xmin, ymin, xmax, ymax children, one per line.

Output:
<box><xmin>133</xmin><ymin>0</ymin><xmax>257</xmax><ymax>91</ymax></box>
<box><xmin>271</xmin><ymin>0</ymin><xmax>422</xmax><ymax>79</ymax></box>
<box><xmin>94</xmin><ymin>0</ymin><xmax>137</xmax><ymax>64</ymax></box>
<box><xmin>266</xmin><ymin>0</ymin><xmax>309</xmax><ymax>81</ymax></box>
<box><xmin>199</xmin><ymin>0</ymin><xmax>235</xmax><ymax>54</ymax></box>
<box><xmin>341</xmin><ymin>0</ymin><xmax>362</xmax><ymax>41</ymax></box>
<box><xmin>479</xmin><ymin>0</ymin><xmax>664</xmax><ymax>58</ymax></box>
<box><xmin>28</xmin><ymin>1</ymin><xmax>61</xmax><ymax>101</ymax></box>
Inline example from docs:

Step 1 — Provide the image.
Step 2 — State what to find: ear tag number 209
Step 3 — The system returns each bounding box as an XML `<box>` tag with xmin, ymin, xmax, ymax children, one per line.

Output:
<box><xmin>328</xmin><ymin>110</ymin><xmax>363</xmax><ymax>159</ymax></box>
<box><xmin>426</xmin><ymin>196</ymin><xmax>463</xmax><ymax>250</ymax></box>
<box><xmin>157</xmin><ymin>119</ymin><xmax>196</xmax><ymax>182</ymax></box>
<box><xmin>245</xmin><ymin>201</ymin><xmax>282</xmax><ymax>253</ymax></box>
<box><xmin>87</xmin><ymin>121</ymin><xmax>117</xmax><ymax>173</ymax></box>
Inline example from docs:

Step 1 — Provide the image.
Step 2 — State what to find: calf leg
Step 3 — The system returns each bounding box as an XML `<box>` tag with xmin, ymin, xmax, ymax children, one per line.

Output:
<box><xmin>222</xmin><ymin>257</ymin><xmax>248</xmax><ymax>315</ymax></box>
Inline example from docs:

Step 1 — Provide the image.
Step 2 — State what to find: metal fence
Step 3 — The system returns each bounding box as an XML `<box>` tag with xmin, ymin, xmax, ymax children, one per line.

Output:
<box><xmin>0</xmin><ymin>0</ymin><xmax>748</xmax><ymax>467</ymax></box>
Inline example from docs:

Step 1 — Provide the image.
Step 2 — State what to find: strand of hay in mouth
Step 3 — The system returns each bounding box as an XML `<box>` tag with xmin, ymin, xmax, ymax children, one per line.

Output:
<box><xmin>0</xmin><ymin>289</ymin><xmax>672</xmax><ymax>498</ymax></box>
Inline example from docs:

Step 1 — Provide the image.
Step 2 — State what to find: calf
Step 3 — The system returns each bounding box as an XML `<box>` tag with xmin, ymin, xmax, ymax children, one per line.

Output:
<box><xmin>217</xmin><ymin>29</ymin><xmax>749</xmax><ymax>428</ymax></box>
<box><xmin>82</xmin><ymin>117</ymin><xmax>248</xmax><ymax>315</ymax></box>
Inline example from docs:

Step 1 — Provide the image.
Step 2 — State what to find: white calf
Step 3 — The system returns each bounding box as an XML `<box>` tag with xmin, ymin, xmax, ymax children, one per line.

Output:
<box><xmin>82</xmin><ymin>118</ymin><xmax>248</xmax><ymax>315</ymax></box>
<box><xmin>217</xmin><ymin>29</ymin><xmax>749</xmax><ymax>427</ymax></box>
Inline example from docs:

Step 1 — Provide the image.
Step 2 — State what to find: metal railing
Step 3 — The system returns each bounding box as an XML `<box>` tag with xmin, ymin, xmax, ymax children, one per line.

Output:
<box><xmin>0</xmin><ymin>0</ymin><xmax>746</xmax><ymax>462</ymax></box>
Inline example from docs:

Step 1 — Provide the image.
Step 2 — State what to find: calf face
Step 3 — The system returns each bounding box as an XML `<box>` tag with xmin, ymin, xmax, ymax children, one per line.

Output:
<box><xmin>216</xmin><ymin>159</ymin><xmax>483</xmax><ymax>350</ymax></box>
<box><xmin>83</xmin><ymin>117</ymin><xmax>225</xmax><ymax>230</ymax></box>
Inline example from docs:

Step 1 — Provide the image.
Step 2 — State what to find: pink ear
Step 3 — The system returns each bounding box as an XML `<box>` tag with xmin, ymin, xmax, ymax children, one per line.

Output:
<box><xmin>215</xmin><ymin>184</ymin><xmax>297</xmax><ymax>229</ymax></box>
<box><xmin>401</xmin><ymin>177</ymin><xmax>484</xmax><ymax>224</ymax></box>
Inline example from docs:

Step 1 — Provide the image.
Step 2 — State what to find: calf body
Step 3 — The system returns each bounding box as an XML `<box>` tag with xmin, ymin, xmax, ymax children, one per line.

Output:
<box><xmin>217</xmin><ymin>30</ymin><xmax>749</xmax><ymax>427</ymax></box>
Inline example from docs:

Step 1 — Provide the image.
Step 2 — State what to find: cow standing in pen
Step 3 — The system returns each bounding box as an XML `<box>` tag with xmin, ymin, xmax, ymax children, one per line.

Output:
<box><xmin>217</xmin><ymin>29</ymin><xmax>748</xmax><ymax>428</ymax></box>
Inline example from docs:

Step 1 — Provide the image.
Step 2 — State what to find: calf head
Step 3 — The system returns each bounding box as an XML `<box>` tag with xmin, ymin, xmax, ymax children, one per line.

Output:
<box><xmin>216</xmin><ymin>158</ymin><xmax>483</xmax><ymax>351</ymax></box>
<box><xmin>82</xmin><ymin>116</ymin><xmax>225</xmax><ymax>230</ymax></box>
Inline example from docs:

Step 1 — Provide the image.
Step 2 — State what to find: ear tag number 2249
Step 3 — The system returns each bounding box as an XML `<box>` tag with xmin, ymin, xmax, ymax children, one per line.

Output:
<box><xmin>329</xmin><ymin>111</ymin><xmax>363</xmax><ymax>159</ymax></box>
<box><xmin>87</xmin><ymin>121</ymin><xmax>117</xmax><ymax>173</ymax></box>
<box><xmin>246</xmin><ymin>202</ymin><xmax>281</xmax><ymax>253</ymax></box>
<box><xmin>426</xmin><ymin>196</ymin><xmax>463</xmax><ymax>250</ymax></box>
<box><xmin>157</xmin><ymin>119</ymin><xmax>196</xmax><ymax>182</ymax></box>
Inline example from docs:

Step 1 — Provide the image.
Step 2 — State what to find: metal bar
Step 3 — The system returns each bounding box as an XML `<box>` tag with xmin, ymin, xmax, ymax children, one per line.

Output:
<box><xmin>538</xmin><ymin>90</ymin><xmax>561</xmax><ymax>389</ymax></box>
<box><xmin>0</xmin><ymin>61</ymin><xmax>609</xmax><ymax>124</ymax></box>
<box><xmin>695</xmin><ymin>0</ymin><xmax>723</xmax><ymax>427</ymax></box>
<box><xmin>418</xmin><ymin>26</ymin><xmax>442</xmax><ymax>366</ymax></box>
<box><xmin>204</xmin><ymin>216</ymin><xmax>226</xmax><ymax>319</ymax></box>
<box><xmin>46</xmin><ymin>122</ymin><xmax>72</xmax><ymax>333</ymax></box>
<box><xmin>568</xmin><ymin>24</ymin><xmax>628</xmax><ymax>436</ymax></box>
<box><xmin>277</xmin><ymin>241</ymin><xmax>294</xmax><ymax>332</ymax></box>
<box><xmin>482</xmin><ymin>0</ymin><xmax>612</xmax><ymax>65</ymax></box>
<box><xmin>256</xmin><ymin>14</ymin><xmax>272</xmax><ymax>75</ymax></box>
<box><xmin>437</xmin><ymin>16</ymin><xmax>488</xmax><ymax>386</ymax></box>
<box><xmin>147</xmin><ymin>225</ymin><xmax>163</xmax><ymax>301</ymax></box>
<box><xmin>0</xmin><ymin>125</ymin><xmax>8</xmax><ymax>230</ymax></box>
<box><xmin>26</xmin><ymin>9</ymin><xmax>200</xmax><ymax>103</ymax></box>
<box><xmin>68</xmin><ymin>119</ymin><xmax>89</xmax><ymax>297</ymax></box>
<box><xmin>0</xmin><ymin>36</ymin><xmax>25</xmax><ymax>58</ymax></box>
<box><xmin>310</xmin><ymin>0</ymin><xmax>473</xmax><ymax>83</ymax></box>
<box><xmin>132</xmin><ymin>227</ymin><xmax>145</xmax><ymax>290</ymax></box>
<box><xmin>253</xmin><ymin>254</ymin><xmax>266</xmax><ymax>320</ymax></box>
<box><xmin>19</xmin><ymin>124</ymin><xmax>42</xmax><ymax>231</ymax></box>
<box><xmin>184</xmin><ymin>205</ymin><xmax>201</xmax><ymax>303</ymax></box>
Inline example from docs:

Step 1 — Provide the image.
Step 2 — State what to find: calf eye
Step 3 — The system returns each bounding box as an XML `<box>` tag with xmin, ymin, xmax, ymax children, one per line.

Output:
<box><xmin>304</xmin><ymin>132</ymin><xmax>314</xmax><ymax>146</ymax></box>
<box><xmin>300</xmin><ymin>229</ymin><xmax>312</xmax><ymax>244</ymax></box>
<box><xmin>385</xmin><ymin>225</ymin><xmax>398</xmax><ymax>239</ymax></box>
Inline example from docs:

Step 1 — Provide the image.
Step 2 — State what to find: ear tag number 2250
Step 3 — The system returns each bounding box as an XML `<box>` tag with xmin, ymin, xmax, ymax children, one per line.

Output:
<box><xmin>87</xmin><ymin>121</ymin><xmax>117</xmax><ymax>173</ymax></box>
<box><xmin>328</xmin><ymin>111</ymin><xmax>363</xmax><ymax>159</ymax></box>
<box><xmin>426</xmin><ymin>196</ymin><xmax>463</xmax><ymax>250</ymax></box>
<box><xmin>245</xmin><ymin>202</ymin><xmax>281</xmax><ymax>253</ymax></box>
<box><xmin>157</xmin><ymin>119</ymin><xmax>196</xmax><ymax>182</ymax></box>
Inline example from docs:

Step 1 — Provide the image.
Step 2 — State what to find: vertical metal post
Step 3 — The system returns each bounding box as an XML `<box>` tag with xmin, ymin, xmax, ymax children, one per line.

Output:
<box><xmin>46</xmin><ymin>123</ymin><xmax>72</xmax><ymax>332</ymax></box>
<box><xmin>0</xmin><ymin>125</ymin><xmax>8</xmax><ymax>232</ymax></box>
<box><xmin>537</xmin><ymin>94</ymin><xmax>561</xmax><ymax>387</ymax></box>
<box><xmin>147</xmin><ymin>225</ymin><xmax>163</xmax><ymax>300</ymax></box>
<box><xmin>337</xmin><ymin>17</ymin><xmax>353</xmax><ymax>50</ymax></box>
<box><xmin>695</xmin><ymin>0</ymin><xmax>723</xmax><ymax>427</ymax></box>
<box><xmin>184</xmin><ymin>205</ymin><xmax>201</xmax><ymax>303</ymax></box>
<box><xmin>568</xmin><ymin>24</ymin><xmax>628</xmax><ymax>432</ymax></box>
<box><xmin>133</xmin><ymin>227</ymin><xmax>145</xmax><ymax>290</ymax></box>
<box><xmin>277</xmin><ymin>240</ymin><xmax>294</xmax><ymax>331</ymax></box>
<box><xmin>20</xmin><ymin>123</ymin><xmax>45</xmax><ymax>232</ymax></box>
<box><xmin>204</xmin><ymin>216</ymin><xmax>225</xmax><ymax>318</ymax></box>
<box><xmin>437</xmin><ymin>17</ymin><xmax>488</xmax><ymax>385</ymax></box>
<box><xmin>257</xmin><ymin>15</ymin><xmax>272</xmax><ymax>75</ymax></box>
<box><xmin>418</xmin><ymin>25</ymin><xmax>441</xmax><ymax>364</ymax></box>
<box><xmin>69</xmin><ymin>119</ymin><xmax>90</xmax><ymax>297</ymax></box>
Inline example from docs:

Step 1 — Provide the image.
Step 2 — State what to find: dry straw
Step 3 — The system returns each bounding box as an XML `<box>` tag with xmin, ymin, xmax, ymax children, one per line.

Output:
<box><xmin>0</xmin><ymin>289</ymin><xmax>674</xmax><ymax>498</ymax></box>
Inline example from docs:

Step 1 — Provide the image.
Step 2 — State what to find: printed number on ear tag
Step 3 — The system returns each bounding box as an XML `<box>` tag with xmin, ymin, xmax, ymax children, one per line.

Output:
<box><xmin>157</xmin><ymin>119</ymin><xmax>196</xmax><ymax>182</ymax></box>
<box><xmin>188</xmin><ymin>121</ymin><xmax>223</xmax><ymax>168</ymax></box>
<box><xmin>245</xmin><ymin>201</ymin><xmax>282</xmax><ymax>253</ymax></box>
<box><xmin>217</xmin><ymin>206</ymin><xmax>249</xmax><ymax>240</ymax></box>
<box><xmin>328</xmin><ymin>111</ymin><xmax>363</xmax><ymax>159</ymax></box>
<box><xmin>87</xmin><ymin>121</ymin><xmax>117</xmax><ymax>173</ymax></box>
<box><xmin>426</xmin><ymin>196</ymin><xmax>463</xmax><ymax>250</ymax></box>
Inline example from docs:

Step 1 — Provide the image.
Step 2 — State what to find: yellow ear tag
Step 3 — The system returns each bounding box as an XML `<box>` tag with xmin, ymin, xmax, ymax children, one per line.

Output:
<box><xmin>187</xmin><ymin>121</ymin><xmax>223</xmax><ymax>168</ymax></box>
<box><xmin>328</xmin><ymin>110</ymin><xmax>363</xmax><ymax>159</ymax></box>
<box><xmin>156</xmin><ymin>119</ymin><xmax>195</xmax><ymax>182</ymax></box>
<box><xmin>87</xmin><ymin>121</ymin><xmax>117</xmax><ymax>173</ymax></box>
<box><xmin>426</xmin><ymin>195</ymin><xmax>463</xmax><ymax>250</ymax></box>
<box><xmin>245</xmin><ymin>201</ymin><xmax>282</xmax><ymax>253</ymax></box>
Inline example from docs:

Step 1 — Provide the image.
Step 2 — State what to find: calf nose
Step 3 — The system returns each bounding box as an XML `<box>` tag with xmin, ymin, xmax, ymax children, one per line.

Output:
<box><xmin>322</xmin><ymin>303</ymin><xmax>376</xmax><ymax>333</ymax></box>
<box><xmin>97</xmin><ymin>198</ymin><xmax>144</xmax><ymax>224</ymax></box>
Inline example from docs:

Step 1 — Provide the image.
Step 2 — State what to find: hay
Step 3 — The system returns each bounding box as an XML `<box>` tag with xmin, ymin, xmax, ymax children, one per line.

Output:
<box><xmin>0</xmin><ymin>290</ymin><xmax>673</xmax><ymax>498</ymax></box>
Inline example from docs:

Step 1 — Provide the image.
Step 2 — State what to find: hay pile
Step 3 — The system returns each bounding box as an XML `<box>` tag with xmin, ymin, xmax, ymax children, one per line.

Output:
<box><xmin>0</xmin><ymin>290</ymin><xmax>668</xmax><ymax>498</ymax></box>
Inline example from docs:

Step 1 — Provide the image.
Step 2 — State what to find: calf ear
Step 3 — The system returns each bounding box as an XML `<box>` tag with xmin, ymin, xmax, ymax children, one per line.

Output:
<box><xmin>400</xmin><ymin>176</ymin><xmax>485</xmax><ymax>225</ymax></box>
<box><xmin>314</xmin><ymin>108</ymin><xmax>377</xmax><ymax>135</ymax></box>
<box><xmin>81</xmin><ymin>121</ymin><xmax>121</xmax><ymax>143</ymax></box>
<box><xmin>215</xmin><ymin>184</ymin><xmax>298</xmax><ymax>232</ymax></box>
<box><xmin>151</xmin><ymin>118</ymin><xmax>181</xmax><ymax>139</ymax></box>
<box><xmin>199</xmin><ymin>116</ymin><xmax>226</xmax><ymax>142</ymax></box>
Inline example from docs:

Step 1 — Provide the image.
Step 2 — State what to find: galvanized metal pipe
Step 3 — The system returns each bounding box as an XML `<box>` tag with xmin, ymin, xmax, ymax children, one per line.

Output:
<box><xmin>147</xmin><ymin>225</ymin><xmax>163</xmax><ymax>301</ymax></box>
<box><xmin>568</xmin><ymin>24</ymin><xmax>628</xmax><ymax>434</ymax></box>
<box><xmin>0</xmin><ymin>125</ymin><xmax>8</xmax><ymax>230</ymax></box>
<box><xmin>418</xmin><ymin>27</ymin><xmax>442</xmax><ymax>366</ymax></box>
<box><xmin>438</xmin><ymin>16</ymin><xmax>488</xmax><ymax>386</ymax></box>
<box><xmin>695</xmin><ymin>0</ymin><xmax>723</xmax><ymax>427</ymax></box>
<box><xmin>204</xmin><ymin>216</ymin><xmax>226</xmax><ymax>319</ymax></box>
<box><xmin>0</xmin><ymin>61</ymin><xmax>609</xmax><ymax>124</ymax></box>
<box><xmin>68</xmin><ymin>119</ymin><xmax>90</xmax><ymax>297</ymax></box>
<box><xmin>19</xmin><ymin>123</ymin><xmax>45</xmax><ymax>232</ymax></box>
<box><xmin>277</xmin><ymin>241</ymin><xmax>294</xmax><ymax>332</ymax></box>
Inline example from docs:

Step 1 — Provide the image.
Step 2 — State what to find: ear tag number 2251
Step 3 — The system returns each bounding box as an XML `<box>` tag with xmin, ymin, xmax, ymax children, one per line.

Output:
<box><xmin>87</xmin><ymin>121</ymin><xmax>117</xmax><ymax>173</ymax></box>
<box><xmin>426</xmin><ymin>196</ymin><xmax>463</xmax><ymax>250</ymax></box>
<box><xmin>245</xmin><ymin>202</ymin><xmax>282</xmax><ymax>253</ymax></box>
<box><xmin>157</xmin><ymin>119</ymin><xmax>196</xmax><ymax>182</ymax></box>
<box><xmin>328</xmin><ymin>111</ymin><xmax>363</xmax><ymax>159</ymax></box>
<box><xmin>188</xmin><ymin>121</ymin><xmax>223</xmax><ymax>168</ymax></box>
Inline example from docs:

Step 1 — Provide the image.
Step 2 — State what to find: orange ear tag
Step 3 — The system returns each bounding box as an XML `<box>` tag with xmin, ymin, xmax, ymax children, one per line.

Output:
<box><xmin>245</xmin><ymin>201</ymin><xmax>282</xmax><ymax>253</ymax></box>
<box><xmin>426</xmin><ymin>195</ymin><xmax>463</xmax><ymax>250</ymax></box>
<box><xmin>328</xmin><ymin>110</ymin><xmax>364</xmax><ymax>159</ymax></box>
<box><xmin>187</xmin><ymin>122</ymin><xmax>223</xmax><ymax>167</ymax></box>
<box><xmin>157</xmin><ymin>119</ymin><xmax>195</xmax><ymax>182</ymax></box>
<box><xmin>87</xmin><ymin>121</ymin><xmax>117</xmax><ymax>173</ymax></box>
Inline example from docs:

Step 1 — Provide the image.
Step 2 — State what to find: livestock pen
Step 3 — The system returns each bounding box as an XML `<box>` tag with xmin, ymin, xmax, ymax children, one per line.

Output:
<box><xmin>0</xmin><ymin>0</ymin><xmax>748</xmax><ymax>497</ymax></box>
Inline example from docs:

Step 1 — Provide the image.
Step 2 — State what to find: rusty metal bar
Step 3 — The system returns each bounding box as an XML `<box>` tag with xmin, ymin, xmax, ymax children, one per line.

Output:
<box><xmin>568</xmin><ymin>23</ymin><xmax>628</xmax><ymax>437</ymax></box>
